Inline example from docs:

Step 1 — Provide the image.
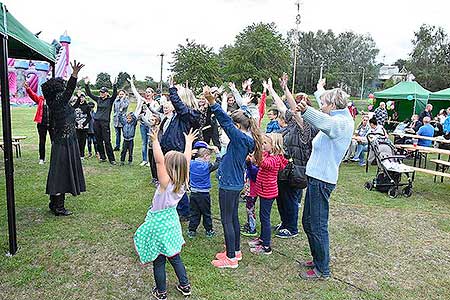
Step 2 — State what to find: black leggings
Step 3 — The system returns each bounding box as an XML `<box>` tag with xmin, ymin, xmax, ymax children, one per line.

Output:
<box><xmin>37</xmin><ymin>123</ymin><xmax>53</xmax><ymax>160</ymax></box>
<box><xmin>219</xmin><ymin>188</ymin><xmax>241</xmax><ymax>258</ymax></box>
<box><xmin>148</xmin><ymin>148</ymin><xmax>158</xmax><ymax>180</ymax></box>
<box><xmin>76</xmin><ymin>129</ymin><xmax>88</xmax><ymax>158</ymax></box>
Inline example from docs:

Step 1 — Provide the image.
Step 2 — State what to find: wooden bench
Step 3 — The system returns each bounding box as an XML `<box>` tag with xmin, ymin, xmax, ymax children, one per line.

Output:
<box><xmin>0</xmin><ymin>141</ymin><xmax>22</xmax><ymax>158</ymax></box>
<box><xmin>410</xmin><ymin>166</ymin><xmax>450</xmax><ymax>180</ymax></box>
<box><xmin>430</xmin><ymin>159</ymin><xmax>450</xmax><ymax>182</ymax></box>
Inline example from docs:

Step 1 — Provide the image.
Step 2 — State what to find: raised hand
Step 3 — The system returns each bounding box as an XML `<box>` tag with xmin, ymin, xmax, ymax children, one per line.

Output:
<box><xmin>297</xmin><ymin>100</ymin><xmax>308</xmax><ymax>113</ymax></box>
<box><xmin>203</xmin><ymin>86</ymin><xmax>215</xmax><ymax>105</ymax></box>
<box><xmin>168</xmin><ymin>75</ymin><xmax>175</xmax><ymax>88</ymax></box>
<box><xmin>184</xmin><ymin>128</ymin><xmax>199</xmax><ymax>145</ymax></box>
<box><xmin>262</xmin><ymin>80</ymin><xmax>269</xmax><ymax>91</ymax></box>
<box><xmin>70</xmin><ymin>60</ymin><xmax>85</xmax><ymax>77</ymax></box>
<box><xmin>242</xmin><ymin>94</ymin><xmax>251</xmax><ymax>106</ymax></box>
<box><xmin>83</xmin><ymin>76</ymin><xmax>90</xmax><ymax>84</ymax></box>
<box><xmin>317</xmin><ymin>78</ymin><xmax>326</xmax><ymax>90</ymax></box>
<box><xmin>267</xmin><ymin>78</ymin><xmax>273</xmax><ymax>89</ymax></box>
<box><xmin>149</xmin><ymin>127</ymin><xmax>160</xmax><ymax>142</ymax></box>
<box><xmin>228</xmin><ymin>82</ymin><xmax>236</xmax><ymax>91</ymax></box>
<box><xmin>23</xmin><ymin>81</ymin><xmax>29</xmax><ymax>89</ymax></box>
<box><xmin>279</xmin><ymin>73</ymin><xmax>288</xmax><ymax>90</ymax></box>
<box><xmin>113</xmin><ymin>77</ymin><xmax>118</xmax><ymax>85</ymax></box>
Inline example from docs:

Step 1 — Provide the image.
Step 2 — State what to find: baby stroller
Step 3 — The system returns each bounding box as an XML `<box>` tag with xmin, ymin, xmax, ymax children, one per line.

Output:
<box><xmin>364</xmin><ymin>133</ymin><xmax>414</xmax><ymax>198</ymax></box>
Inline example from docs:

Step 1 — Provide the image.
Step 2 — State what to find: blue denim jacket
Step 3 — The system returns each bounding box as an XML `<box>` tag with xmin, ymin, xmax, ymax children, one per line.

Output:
<box><xmin>119</xmin><ymin>113</ymin><xmax>138</xmax><ymax>141</ymax></box>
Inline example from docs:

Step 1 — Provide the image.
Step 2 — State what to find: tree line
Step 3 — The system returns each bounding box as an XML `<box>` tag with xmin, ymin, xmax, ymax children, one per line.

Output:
<box><xmin>88</xmin><ymin>22</ymin><xmax>450</xmax><ymax>96</ymax></box>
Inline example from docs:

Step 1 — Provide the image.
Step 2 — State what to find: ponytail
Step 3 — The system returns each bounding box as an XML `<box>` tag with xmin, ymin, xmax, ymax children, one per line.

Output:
<box><xmin>249</xmin><ymin>118</ymin><xmax>263</xmax><ymax>165</ymax></box>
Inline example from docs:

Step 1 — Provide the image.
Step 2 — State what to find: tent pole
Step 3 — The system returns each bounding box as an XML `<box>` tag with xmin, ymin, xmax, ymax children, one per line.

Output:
<box><xmin>0</xmin><ymin>35</ymin><xmax>18</xmax><ymax>256</ymax></box>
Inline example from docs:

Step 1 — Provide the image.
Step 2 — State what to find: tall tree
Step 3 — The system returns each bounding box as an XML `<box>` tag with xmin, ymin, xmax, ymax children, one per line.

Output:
<box><xmin>220</xmin><ymin>22</ymin><xmax>291</xmax><ymax>92</ymax></box>
<box><xmin>116</xmin><ymin>72</ymin><xmax>131</xmax><ymax>89</ymax></box>
<box><xmin>288</xmin><ymin>29</ymin><xmax>379</xmax><ymax>95</ymax></box>
<box><xmin>95</xmin><ymin>72</ymin><xmax>112</xmax><ymax>89</ymax></box>
<box><xmin>170</xmin><ymin>40</ymin><xmax>221</xmax><ymax>92</ymax></box>
<box><xmin>407</xmin><ymin>24</ymin><xmax>450</xmax><ymax>91</ymax></box>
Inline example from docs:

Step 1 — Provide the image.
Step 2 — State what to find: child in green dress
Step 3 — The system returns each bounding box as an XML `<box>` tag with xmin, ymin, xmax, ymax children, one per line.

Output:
<box><xmin>134</xmin><ymin>127</ymin><xmax>198</xmax><ymax>300</ymax></box>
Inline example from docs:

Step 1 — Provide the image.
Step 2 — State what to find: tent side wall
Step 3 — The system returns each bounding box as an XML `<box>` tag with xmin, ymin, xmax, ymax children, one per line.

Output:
<box><xmin>428</xmin><ymin>99</ymin><xmax>450</xmax><ymax>114</ymax></box>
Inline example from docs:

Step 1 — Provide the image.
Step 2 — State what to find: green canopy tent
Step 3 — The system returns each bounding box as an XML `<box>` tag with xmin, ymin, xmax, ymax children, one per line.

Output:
<box><xmin>374</xmin><ymin>81</ymin><xmax>431</xmax><ymax>122</ymax></box>
<box><xmin>428</xmin><ymin>88</ymin><xmax>450</xmax><ymax>113</ymax></box>
<box><xmin>1</xmin><ymin>2</ymin><xmax>56</xmax><ymax>255</ymax></box>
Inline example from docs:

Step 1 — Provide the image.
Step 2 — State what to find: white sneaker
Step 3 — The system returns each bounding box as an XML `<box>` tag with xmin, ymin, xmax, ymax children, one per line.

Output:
<box><xmin>80</xmin><ymin>157</ymin><xmax>85</xmax><ymax>160</ymax></box>
<box><xmin>139</xmin><ymin>161</ymin><xmax>148</xmax><ymax>166</ymax></box>
<box><xmin>39</xmin><ymin>159</ymin><xmax>45</xmax><ymax>165</ymax></box>
<box><xmin>145</xmin><ymin>162</ymin><xmax>150</xmax><ymax>167</ymax></box>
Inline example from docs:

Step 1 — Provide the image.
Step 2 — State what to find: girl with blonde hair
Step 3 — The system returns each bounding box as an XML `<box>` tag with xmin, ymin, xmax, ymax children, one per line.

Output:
<box><xmin>134</xmin><ymin>127</ymin><xmax>198</xmax><ymax>299</ymax></box>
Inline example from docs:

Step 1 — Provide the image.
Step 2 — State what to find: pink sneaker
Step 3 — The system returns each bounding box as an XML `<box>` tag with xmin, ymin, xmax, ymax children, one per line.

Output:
<box><xmin>215</xmin><ymin>251</ymin><xmax>242</xmax><ymax>261</ymax></box>
<box><xmin>302</xmin><ymin>260</ymin><xmax>315</xmax><ymax>268</ymax></box>
<box><xmin>211</xmin><ymin>256</ymin><xmax>239</xmax><ymax>269</ymax></box>
<box><xmin>248</xmin><ymin>238</ymin><xmax>262</xmax><ymax>248</ymax></box>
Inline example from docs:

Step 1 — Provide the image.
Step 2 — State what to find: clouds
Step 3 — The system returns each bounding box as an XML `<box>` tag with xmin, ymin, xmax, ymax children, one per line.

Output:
<box><xmin>4</xmin><ymin>0</ymin><xmax>450</xmax><ymax>81</ymax></box>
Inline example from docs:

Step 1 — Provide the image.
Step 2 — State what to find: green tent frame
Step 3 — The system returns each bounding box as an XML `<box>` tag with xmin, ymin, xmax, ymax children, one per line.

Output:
<box><xmin>428</xmin><ymin>88</ymin><xmax>450</xmax><ymax>113</ymax></box>
<box><xmin>1</xmin><ymin>2</ymin><xmax>56</xmax><ymax>255</ymax></box>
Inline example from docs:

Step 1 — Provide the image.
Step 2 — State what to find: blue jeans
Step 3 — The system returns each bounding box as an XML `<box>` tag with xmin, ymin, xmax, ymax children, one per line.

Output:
<box><xmin>353</xmin><ymin>144</ymin><xmax>368</xmax><ymax>165</ymax></box>
<box><xmin>302</xmin><ymin>177</ymin><xmax>335</xmax><ymax>277</ymax></box>
<box><xmin>259</xmin><ymin>197</ymin><xmax>275</xmax><ymax>247</ymax></box>
<box><xmin>114</xmin><ymin>126</ymin><xmax>122</xmax><ymax>149</ymax></box>
<box><xmin>177</xmin><ymin>193</ymin><xmax>190</xmax><ymax>218</ymax></box>
<box><xmin>153</xmin><ymin>254</ymin><xmax>189</xmax><ymax>293</ymax></box>
<box><xmin>219</xmin><ymin>188</ymin><xmax>241</xmax><ymax>258</ymax></box>
<box><xmin>140</xmin><ymin>123</ymin><xmax>149</xmax><ymax>162</ymax></box>
<box><xmin>277</xmin><ymin>182</ymin><xmax>303</xmax><ymax>234</ymax></box>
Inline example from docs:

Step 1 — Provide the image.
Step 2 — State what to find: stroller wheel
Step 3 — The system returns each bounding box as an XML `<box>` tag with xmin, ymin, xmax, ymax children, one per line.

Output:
<box><xmin>388</xmin><ymin>187</ymin><xmax>399</xmax><ymax>198</ymax></box>
<box><xmin>402</xmin><ymin>186</ymin><xmax>413</xmax><ymax>198</ymax></box>
<box><xmin>364</xmin><ymin>182</ymin><xmax>373</xmax><ymax>191</ymax></box>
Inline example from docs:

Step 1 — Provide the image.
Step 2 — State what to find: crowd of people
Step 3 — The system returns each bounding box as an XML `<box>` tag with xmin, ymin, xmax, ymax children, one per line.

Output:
<box><xmin>34</xmin><ymin>60</ymin><xmax>415</xmax><ymax>299</ymax></box>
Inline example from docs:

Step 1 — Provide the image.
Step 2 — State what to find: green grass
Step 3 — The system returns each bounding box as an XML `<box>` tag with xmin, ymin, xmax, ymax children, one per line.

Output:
<box><xmin>1</xmin><ymin>106</ymin><xmax>450</xmax><ymax>300</ymax></box>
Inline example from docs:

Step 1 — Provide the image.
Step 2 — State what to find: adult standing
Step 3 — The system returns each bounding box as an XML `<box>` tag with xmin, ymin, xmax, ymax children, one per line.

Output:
<box><xmin>73</xmin><ymin>93</ymin><xmax>92</xmax><ymax>159</ymax></box>
<box><xmin>160</xmin><ymin>76</ymin><xmax>200</xmax><ymax>220</ymax></box>
<box><xmin>84</xmin><ymin>78</ymin><xmax>117</xmax><ymax>164</ymax></box>
<box><xmin>266</xmin><ymin>74</ymin><xmax>318</xmax><ymax>239</ymax></box>
<box><xmin>128</xmin><ymin>78</ymin><xmax>160</xmax><ymax>166</ymax></box>
<box><xmin>42</xmin><ymin>60</ymin><xmax>86</xmax><ymax>216</ymax></box>
<box><xmin>113</xmin><ymin>90</ymin><xmax>130</xmax><ymax>151</ymax></box>
<box><xmin>297</xmin><ymin>80</ymin><xmax>354</xmax><ymax>280</ymax></box>
<box><xmin>24</xmin><ymin>82</ymin><xmax>53</xmax><ymax>164</ymax></box>
<box><xmin>419</xmin><ymin>104</ymin><xmax>433</xmax><ymax>123</ymax></box>
<box><xmin>374</xmin><ymin>102</ymin><xmax>388</xmax><ymax>126</ymax></box>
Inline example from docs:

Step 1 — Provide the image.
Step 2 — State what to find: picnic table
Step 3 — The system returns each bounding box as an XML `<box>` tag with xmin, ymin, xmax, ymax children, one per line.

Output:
<box><xmin>395</xmin><ymin>144</ymin><xmax>450</xmax><ymax>182</ymax></box>
<box><xmin>0</xmin><ymin>135</ymin><xmax>27</xmax><ymax>158</ymax></box>
<box><xmin>390</xmin><ymin>132</ymin><xmax>450</xmax><ymax>145</ymax></box>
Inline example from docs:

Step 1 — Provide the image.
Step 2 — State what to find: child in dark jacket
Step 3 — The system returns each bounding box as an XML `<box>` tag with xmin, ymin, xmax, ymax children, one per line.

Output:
<box><xmin>119</xmin><ymin>112</ymin><xmax>138</xmax><ymax>165</ymax></box>
<box><xmin>241</xmin><ymin>158</ymin><xmax>259</xmax><ymax>237</ymax></box>
<box><xmin>187</xmin><ymin>141</ymin><xmax>221</xmax><ymax>238</ymax></box>
<box><xmin>249</xmin><ymin>133</ymin><xmax>288</xmax><ymax>255</ymax></box>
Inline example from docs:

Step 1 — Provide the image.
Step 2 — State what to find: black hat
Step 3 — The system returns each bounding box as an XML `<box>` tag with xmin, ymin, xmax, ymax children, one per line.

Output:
<box><xmin>100</xmin><ymin>87</ymin><xmax>108</xmax><ymax>93</ymax></box>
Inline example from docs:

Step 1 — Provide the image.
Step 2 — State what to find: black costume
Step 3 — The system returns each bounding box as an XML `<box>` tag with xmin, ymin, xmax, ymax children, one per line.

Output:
<box><xmin>43</xmin><ymin>76</ymin><xmax>86</xmax><ymax>215</ymax></box>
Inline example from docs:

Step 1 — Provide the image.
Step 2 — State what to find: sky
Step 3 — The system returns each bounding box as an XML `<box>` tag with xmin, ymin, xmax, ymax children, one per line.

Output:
<box><xmin>4</xmin><ymin>0</ymin><xmax>450</xmax><ymax>81</ymax></box>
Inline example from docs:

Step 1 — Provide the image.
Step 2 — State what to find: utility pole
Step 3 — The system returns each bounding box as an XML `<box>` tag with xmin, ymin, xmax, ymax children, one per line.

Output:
<box><xmin>359</xmin><ymin>66</ymin><xmax>365</xmax><ymax>100</ymax></box>
<box><xmin>292</xmin><ymin>0</ymin><xmax>301</xmax><ymax>94</ymax></box>
<box><xmin>159</xmin><ymin>53</ymin><xmax>164</xmax><ymax>91</ymax></box>
<box><xmin>319</xmin><ymin>63</ymin><xmax>324</xmax><ymax>80</ymax></box>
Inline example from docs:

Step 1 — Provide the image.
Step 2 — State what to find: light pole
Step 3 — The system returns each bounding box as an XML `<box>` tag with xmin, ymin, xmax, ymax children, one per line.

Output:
<box><xmin>292</xmin><ymin>0</ymin><xmax>301</xmax><ymax>93</ymax></box>
<box><xmin>359</xmin><ymin>66</ymin><xmax>365</xmax><ymax>100</ymax></box>
<box><xmin>159</xmin><ymin>53</ymin><xmax>164</xmax><ymax>91</ymax></box>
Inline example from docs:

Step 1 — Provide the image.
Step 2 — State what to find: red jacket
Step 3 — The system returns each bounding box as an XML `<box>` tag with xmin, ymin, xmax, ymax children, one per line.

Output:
<box><xmin>255</xmin><ymin>151</ymin><xmax>288</xmax><ymax>199</ymax></box>
<box><xmin>26</xmin><ymin>87</ymin><xmax>46</xmax><ymax>124</ymax></box>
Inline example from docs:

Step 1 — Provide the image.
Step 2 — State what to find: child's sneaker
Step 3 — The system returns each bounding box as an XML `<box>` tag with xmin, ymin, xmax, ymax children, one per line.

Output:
<box><xmin>241</xmin><ymin>228</ymin><xmax>258</xmax><ymax>237</ymax></box>
<box><xmin>151</xmin><ymin>287</ymin><xmax>167</xmax><ymax>300</ymax></box>
<box><xmin>248</xmin><ymin>238</ymin><xmax>262</xmax><ymax>248</ymax></box>
<box><xmin>275</xmin><ymin>228</ymin><xmax>298</xmax><ymax>239</ymax></box>
<box><xmin>187</xmin><ymin>230</ymin><xmax>196</xmax><ymax>238</ymax></box>
<box><xmin>272</xmin><ymin>223</ymin><xmax>282</xmax><ymax>232</ymax></box>
<box><xmin>205</xmin><ymin>229</ymin><xmax>216</xmax><ymax>238</ymax></box>
<box><xmin>299</xmin><ymin>268</ymin><xmax>330</xmax><ymax>280</ymax></box>
<box><xmin>215</xmin><ymin>250</ymin><xmax>242</xmax><ymax>261</ymax></box>
<box><xmin>211</xmin><ymin>256</ymin><xmax>239</xmax><ymax>269</ymax></box>
<box><xmin>301</xmin><ymin>260</ymin><xmax>315</xmax><ymax>268</ymax></box>
<box><xmin>250</xmin><ymin>245</ymin><xmax>272</xmax><ymax>255</ymax></box>
<box><xmin>176</xmin><ymin>284</ymin><xmax>191</xmax><ymax>296</ymax></box>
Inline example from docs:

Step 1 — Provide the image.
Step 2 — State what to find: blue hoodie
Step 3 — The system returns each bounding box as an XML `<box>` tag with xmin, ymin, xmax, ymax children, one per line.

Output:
<box><xmin>211</xmin><ymin>103</ymin><xmax>255</xmax><ymax>190</ymax></box>
<box><xmin>119</xmin><ymin>113</ymin><xmax>138</xmax><ymax>141</ymax></box>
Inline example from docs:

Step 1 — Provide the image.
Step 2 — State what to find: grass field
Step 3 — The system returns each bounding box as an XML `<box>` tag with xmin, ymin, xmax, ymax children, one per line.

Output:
<box><xmin>1</xmin><ymin>105</ymin><xmax>450</xmax><ymax>300</ymax></box>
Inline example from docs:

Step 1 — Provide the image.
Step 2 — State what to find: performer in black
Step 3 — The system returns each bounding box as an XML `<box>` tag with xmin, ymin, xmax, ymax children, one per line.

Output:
<box><xmin>42</xmin><ymin>60</ymin><xmax>86</xmax><ymax>216</ymax></box>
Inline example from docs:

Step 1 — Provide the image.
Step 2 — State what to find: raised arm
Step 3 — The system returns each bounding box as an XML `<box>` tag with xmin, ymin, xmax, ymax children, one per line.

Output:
<box><xmin>183</xmin><ymin>129</ymin><xmax>199</xmax><ymax>167</ymax></box>
<box><xmin>279</xmin><ymin>73</ymin><xmax>297</xmax><ymax>112</ymax></box>
<box><xmin>24</xmin><ymin>83</ymin><xmax>43</xmax><ymax>104</ymax></box>
<box><xmin>265</xmin><ymin>78</ymin><xmax>287</xmax><ymax>114</ymax></box>
<box><xmin>228</xmin><ymin>82</ymin><xmax>244</xmax><ymax>107</ymax></box>
<box><xmin>149</xmin><ymin>127</ymin><xmax>170</xmax><ymax>190</ymax></box>
<box><xmin>84</xmin><ymin>83</ymin><xmax>99</xmax><ymax>103</ymax></box>
<box><xmin>221</xmin><ymin>92</ymin><xmax>228</xmax><ymax>112</ymax></box>
<box><xmin>299</xmin><ymin>103</ymin><xmax>340</xmax><ymax>138</ymax></box>
<box><xmin>313</xmin><ymin>79</ymin><xmax>326</xmax><ymax>109</ymax></box>
<box><xmin>258</xmin><ymin>90</ymin><xmax>267</xmax><ymax>127</ymax></box>
<box><xmin>168</xmin><ymin>86</ymin><xmax>199</xmax><ymax>124</ymax></box>
<box><xmin>110</xmin><ymin>81</ymin><xmax>118</xmax><ymax>101</ymax></box>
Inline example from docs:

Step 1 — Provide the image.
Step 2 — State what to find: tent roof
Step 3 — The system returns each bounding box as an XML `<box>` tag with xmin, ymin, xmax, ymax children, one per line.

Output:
<box><xmin>374</xmin><ymin>81</ymin><xmax>431</xmax><ymax>101</ymax></box>
<box><xmin>428</xmin><ymin>88</ymin><xmax>450</xmax><ymax>101</ymax></box>
<box><xmin>0</xmin><ymin>3</ymin><xmax>55</xmax><ymax>62</ymax></box>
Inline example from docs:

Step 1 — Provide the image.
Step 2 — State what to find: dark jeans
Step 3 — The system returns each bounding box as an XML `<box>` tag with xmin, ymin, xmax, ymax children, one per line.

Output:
<box><xmin>76</xmin><ymin>129</ymin><xmax>88</xmax><ymax>158</ymax></box>
<box><xmin>120</xmin><ymin>139</ymin><xmax>134</xmax><ymax>162</ymax></box>
<box><xmin>259</xmin><ymin>197</ymin><xmax>275</xmax><ymax>247</ymax></box>
<box><xmin>203</xmin><ymin>126</ymin><xmax>221</xmax><ymax>149</ymax></box>
<box><xmin>153</xmin><ymin>254</ymin><xmax>189</xmax><ymax>293</ymax></box>
<box><xmin>219</xmin><ymin>188</ymin><xmax>241</xmax><ymax>258</ymax></box>
<box><xmin>87</xmin><ymin>133</ymin><xmax>97</xmax><ymax>155</ymax></box>
<box><xmin>277</xmin><ymin>182</ymin><xmax>303</xmax><ymax>234</ymax></box>
<box><xmin>114</xmin><ymin>126</ymin><xmax>122</xmax><ymax>149</ymax></box>
<box><xmin>148</xmin><ymin>148</ymin><xmax>158</xmax><ymax>180</ymax></box>
<box><xmin>188</xmin><ymin>192</ymin><xmax>212</xmax><ymax>232</ymax></box>
<box><xmin>302</xmin><ymin>177</ymin><xmax>336</xmax><ymax>276</ymax></box>
<box><xmin>37</xmin><ymin>123</ymin><xmax>53</xmax><ymax>160</ymax></box>
<box><xmin>94</xmin><ymin>120</ymin><xmax>115</xmax><ymax>162</ymax></box>
<box><xmin>177</xmin><ymin>193</ymin><xmax>190</xmax><ymax>217</ymax></box>
<box><xmin>140</xmin><ymin>123</ymin><xmax>149</xmax><ymax>161</ymax></box>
